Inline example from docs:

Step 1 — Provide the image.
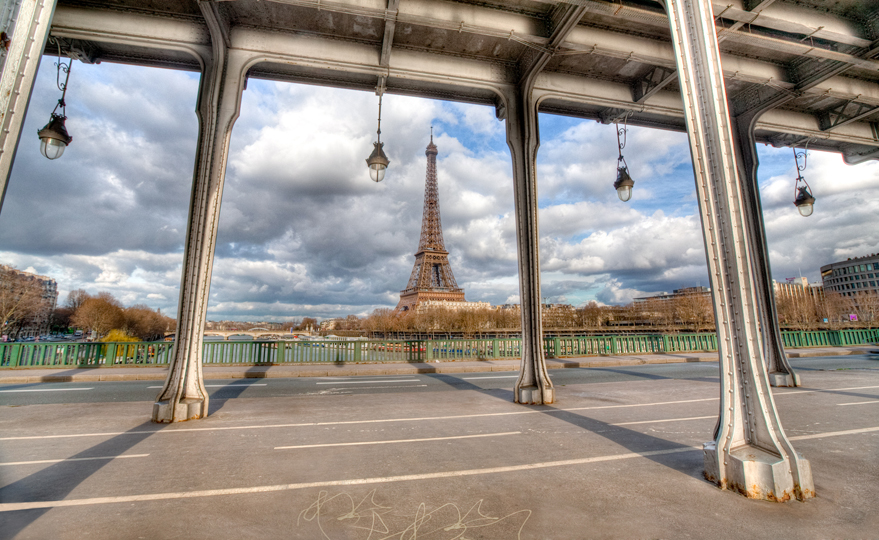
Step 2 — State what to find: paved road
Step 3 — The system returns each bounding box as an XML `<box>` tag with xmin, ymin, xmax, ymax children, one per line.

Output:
<box><xmin>1</xmin><ymin>354</ymin><xmax>877</xmax><ymax>539</ymax></box>
<box><xmin>0</xmin><ymin>354</ymin><xmax>876</xmax><ymax>407</ymax></box>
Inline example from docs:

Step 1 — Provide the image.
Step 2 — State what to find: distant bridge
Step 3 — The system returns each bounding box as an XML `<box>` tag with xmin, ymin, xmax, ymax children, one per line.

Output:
<box><xmin>164</xmin><ymin>329</ymin><xmax>316</xmax><ymax>340</ymax></box>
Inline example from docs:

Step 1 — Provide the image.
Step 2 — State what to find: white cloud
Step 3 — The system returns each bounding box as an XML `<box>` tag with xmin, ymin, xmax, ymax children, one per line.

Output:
<box><xmin>2</xmin><ymin>62</ymin><xmax>878</xmax><ymax>322</ymax></box>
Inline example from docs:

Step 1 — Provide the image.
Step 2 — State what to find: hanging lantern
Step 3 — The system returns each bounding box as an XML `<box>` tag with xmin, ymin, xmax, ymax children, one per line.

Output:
<box><xmin>791</xmin><ymin>146</ymin><xmax>815</xmax><ymax>217</ymax></box>
<box><xmin>38</xmin><ymin>37</ymin><xmax>74</xmax><ymax>160</ymax></box>
<box><xmin>613</xmin><ymin>117</ymin><xmax>634</xmax><ymax>202</ymax></box>
<box><xmin>365</xmin><ymin>92</ymin><xmax>389</xmax><ymax>182</ymax></box>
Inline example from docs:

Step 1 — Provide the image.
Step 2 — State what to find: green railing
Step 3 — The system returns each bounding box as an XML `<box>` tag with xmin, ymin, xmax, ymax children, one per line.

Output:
<box><xmin>779</xmin><ymin>328</ymin><xmax>879</xmax><ymax>348</ymax></box>
<box><xmin>1</xmin><ymin>329</ymin><xmax>875</xmax><ymax>369</ymax></box>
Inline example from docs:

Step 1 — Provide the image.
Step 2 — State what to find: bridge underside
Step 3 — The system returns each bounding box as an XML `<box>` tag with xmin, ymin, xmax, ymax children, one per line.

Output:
<box><xmin>2</xmin><ymin>0</ymin><xmax>877</xmax><ymax>502</ymax></box>
<box><xmin>37</xmin><ymin>0</ymin><xmax>879</xmax><ymax>161</ymax></box>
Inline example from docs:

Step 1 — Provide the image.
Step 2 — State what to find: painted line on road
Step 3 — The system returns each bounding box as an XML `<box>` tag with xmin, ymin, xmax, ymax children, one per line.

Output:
<box><xmin>275</xmin><ymin>431</ymin><xmax>519</xmax><ymax>450</ymax></box>
<box><xmin>146</xmin><ymin>384</ymin><xmax>268</xmax><ymax>389</ymax></box>
<box><xmin>611</xmin><ymin>415</ymin><xmax>715</xmax><ymax>426</ymax></box>
<box><xmin>0</xmin><ymin>447</ymin><xmax>698</xmax><ymax>512</ymax></box>
<box><xmin>788</xmin><ymin>426</ymin><xmax>879</xmax><ymax>440</ymax></box>
<box><xmin>315</xmin><ymin>380</ymin><xmax>420</xmax><ymax>385</ymax></box>
<box><xmin>774</xmin><ymin>385</ymin><xmax>879</xmax><ymax>396</ymax></box>
<box><xmin>317</xmin><ymin>376</ymin><xmax>417</xmax><ymax>379</ymax></box>
<box><xmin>0</xmin><ymin>397</ymin><xmax>719</xmax><ymax>441</ymax></box>
<box><xmin>3</xmin><ymin>424</ymin><xmax>878</xmax><ymax>512</ymax></box>
<box><xmin>462</xmin><ymin>376</ymin><xmax>519</xmax><ymax>380</ymax></box>
<box><xmin>0</xmin><ymin>388</ymin><xmax>93</xmax><ymax>393</ymax></box>
<box><xmin>321</xmin><ymin>385</ymin><xmax>428</xmax><ymax>391</ymax></box>
<box><xmin>838</xmin><ymin>400</ymin><xmax>879</xmax><ymax>406</ymax></box>
<box><xmin>0</xmin><ymin>454</ymin><xmax>149</xmax><ymax>467</ymax></box>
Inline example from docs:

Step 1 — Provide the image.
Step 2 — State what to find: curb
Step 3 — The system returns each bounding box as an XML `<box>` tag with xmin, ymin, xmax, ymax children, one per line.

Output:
<box><xmin>0</xmin><ymin>355</ymin><xmax>716</xmax><ymax>384</ymax></box>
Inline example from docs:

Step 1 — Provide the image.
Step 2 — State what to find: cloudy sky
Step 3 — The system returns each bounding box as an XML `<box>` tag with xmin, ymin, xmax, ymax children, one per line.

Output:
<box><xmin>1</xmin><ymin>60</ymin><xmax>878</xmax><ymax>322</ymax></box>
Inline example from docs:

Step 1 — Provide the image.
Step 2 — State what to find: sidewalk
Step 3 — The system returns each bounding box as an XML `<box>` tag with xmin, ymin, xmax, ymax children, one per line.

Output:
<box><xmin>0</xmin><ymin>346</ymin><xmax>873</xmax><ymax>384</ymax></box>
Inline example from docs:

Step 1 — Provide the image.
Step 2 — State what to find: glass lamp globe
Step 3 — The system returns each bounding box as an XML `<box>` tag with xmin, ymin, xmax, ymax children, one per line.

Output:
<box><xmin>37</xmin><ymin>114</ymin><xmax>72</xmax><ymax>160</ymax></box>
<box><xmin>365</xmin><ymin>142</ymin><xmax>389</xmax><ymax>182</ymax></box>
<box><xmin>614</xmin><ymin>166</ymin><xmax>634</xmax><ymax>202</ymax></box>
<box><xmin>369</xmin><ymin>162</ymin><xmax>386</xmax><ymax>182</ymax></box>
<box><xmin>794</xmin><ymin>186</ymin><xmax>815</xmax><ymax>218</ymax></box>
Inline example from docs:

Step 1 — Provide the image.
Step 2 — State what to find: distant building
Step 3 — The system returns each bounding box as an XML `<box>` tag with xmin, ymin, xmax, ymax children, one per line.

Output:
<box><xmin>633</xmin><ymin>286</ymin><xmax>711</xmax><ymax>303</ymax></box>
<box><xmin>415</xmin><ymin>300</ymin><xmax>491</xmax><ymax>313</ymax></box>
<box><xmin>492</xmin><ymin>303</ymin><xmax>575</xmax><ymax>327</ymax></box>
<box><xmin>772</xmin><ymin>276</ymin><xmax>824</xmax><ymax>303</ymax></box>
<box><xmin>820</xmin><ymin>254</ymin><xmax>879</xmax><ymax>298</ymax></box>
<box><xmin>0</xmin><ymin>265</ymin><xmax>58</xmax><ymax>338</ymax></box>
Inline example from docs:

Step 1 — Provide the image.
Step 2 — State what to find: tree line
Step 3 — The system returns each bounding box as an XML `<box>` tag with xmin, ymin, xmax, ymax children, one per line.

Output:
<box><xmin>329</xmin><ymin>289</ymin><xmax>879</xmax><ymax>338</ymax></box>
<box><xmin>54</xmin><ymin>289</ymin><xmax>175</xmax><ymax>341</ymax></box>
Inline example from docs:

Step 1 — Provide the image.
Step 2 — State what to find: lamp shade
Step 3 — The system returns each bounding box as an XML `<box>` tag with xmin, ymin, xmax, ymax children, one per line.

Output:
<box><xmin>614</xmin><ymin>165</ymin><xmax>634</xmax><ymax>202</ymax></box>
<box><xmin>366</xmin><ymin>141</ymin><xmax>389</xmax><ymax>182</ymax></box>
<box><xmin>37</xmin><ymin>114</ymin><xmax>72</xmax><ymax>160</ymax></box>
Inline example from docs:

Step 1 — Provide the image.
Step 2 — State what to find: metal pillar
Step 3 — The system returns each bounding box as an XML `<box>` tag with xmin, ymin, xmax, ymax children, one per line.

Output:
<box><xmin>152</xmin><ymin>2</ymin><xmax>246</xmax><ymax>423</ymax></box>
<box><xmin>661</xmin><ymin>0</ymin><xmax>814</xmax><ymax>500</ymax></box>
<box><xmin>499</xmin><ymin>4</ymin><xmax>584</xmax><ymax>406</ymax></box>
<box><xmin>503</xmin><ymin>84</ymin><xmax>553</xmax><ymax>405</ymax></box>
<box><xmin>0</xmin><ymin>0</ymin><xmax>57</xmax><ymax>214</ymax></box>
<box><xmin>730</xmin><ymin>112</ymin><xmax>799</xmax><ymax>387</ymax></box>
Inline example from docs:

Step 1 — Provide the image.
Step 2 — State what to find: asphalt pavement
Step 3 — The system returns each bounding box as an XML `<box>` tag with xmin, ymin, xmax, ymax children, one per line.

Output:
<box><xmin>0</xmin><ymin>353</ymin><xmax>877</xmax><ymax>539</ymax></box>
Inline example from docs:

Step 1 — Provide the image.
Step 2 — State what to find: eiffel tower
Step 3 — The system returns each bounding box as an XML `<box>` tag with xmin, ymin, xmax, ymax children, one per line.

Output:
<box><xmin>397</xmin><ymin>133</ymin><xmax>465</xmax><ymax>311</ymax></box>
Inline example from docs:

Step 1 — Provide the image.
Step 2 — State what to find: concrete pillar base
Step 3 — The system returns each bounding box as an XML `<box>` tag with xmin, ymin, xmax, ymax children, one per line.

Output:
<box><xmin>769</xmin><ymin>371</ymin><xmax>801</xmax><ymax>388</ymax></box>
<box><xmin>517</xmin><ymin>385</ymin><xmax>554</xmax><ymax>405</ymax></box>
<box><xmin>152</xmin><ymin>397</ymin><xmax>209</xmax><ymax>423</ymax></box>
<box><xmin>703</xmin><ymin>442</ymin><xmax>814</xmax><ymax>502</ymax></box>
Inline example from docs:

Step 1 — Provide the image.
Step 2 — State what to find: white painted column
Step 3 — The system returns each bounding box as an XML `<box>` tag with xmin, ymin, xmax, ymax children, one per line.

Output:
<box><xmin>661</xmin><ymin>0</ymin><xmax>813</xmax><ymax>500</ymax></box>
<box><xmin>503</xmin><ymin>85</ymin><xmax>554</xmax><ymax>405</ymax></box>
<box><xmin>0</xmin><ymin>0</ymin><xmax>56</xmax><ymax>213</ymax></box>
<box><xmin>152</xmin><ymin>9</ymin><xmax>248</xmax><ymax>423</ymax></box>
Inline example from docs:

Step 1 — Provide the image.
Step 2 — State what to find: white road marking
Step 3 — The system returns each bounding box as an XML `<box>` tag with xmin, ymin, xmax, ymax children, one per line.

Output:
<box><xmin>774</xmin><ymin>385</ymin><xmax>879</xmax><ymax>396</ymax></box>
<box><xmin>315</xmin><ymin>379</ymin><xmax>420</xmax><ymax>385</ymax></box>
<box><xmin>611</xmin><ymin>416</ymin><xmax>715</xmax><ymax>426</ymax></box>
<box><xmin>146</xmin><ymin>384</ymin><xmax>267</xmax><ymax>389</ymax></box>
<box><xmin>275</xmin><ymin>431</ymin><xmax>519</xmax><ymax>450</ymax></box>
<box><xmin>0</xmin><ymin>397</ymin><xmax>718</xmax><ymax>441</ymax></box>
<box><xmin>462</xmin><ymin>375</ymin><xmax>519</xmax><ymax>380</ymax></box>
<box><xmin>0</xmin><ymin>454</ymin><xmax>149</xmax><ymax>467</ymax></box>
<box><xmin>0</xmin><ymin>447</ymin><xmax>699</xmax><ymax>512</ymax></box>
<box><xmin>0</xmin><ymin>388</ymin><xmax>93</xmax><ymax>393</ymax></box>
<box><xmin>789</xmin><ymin>426</ymin><xmax>879</xmax><ymax>440</ymax></box>
<box><xmin>838</xmin><ymin>400</ymin><xmax>879</xmax><ymax>406</ymax></box>
<box><xmin>317</xmin><ymin>376</ymin><xmax>416</xmax><ymax>380</ymax></box>
<box><xmin>2</xmin><ymin>425</ymin><xmax>877</xmax><ymax>511</ymax></box>
<box><xmin>334</xmin><ymin>385</ymin><xmax>428</xmax><ymax>390</ymax></box>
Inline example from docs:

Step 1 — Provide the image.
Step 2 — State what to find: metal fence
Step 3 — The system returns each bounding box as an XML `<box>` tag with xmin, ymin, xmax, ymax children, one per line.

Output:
<box><xmin>1</xmin><ymin>328</ymin><xmax>875</xmax><ymax>368</ymax></box>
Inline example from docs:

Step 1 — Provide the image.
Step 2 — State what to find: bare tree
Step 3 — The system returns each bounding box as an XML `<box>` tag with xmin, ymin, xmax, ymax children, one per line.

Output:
<box><xmin>816</xmin><ymin>292</ymin><xmax>855</xmax><ymax>329</ymax></box>
<box><xmin>123</xmin><ymin>305</ymin><xmax>169</xmax><ymax>341</ymax></box>
<box><xmin>71</xmin><ymin>293</ymin><xmax>125</xmax><ymax>338</ymax></box>
<box><xmin>776</xmin><ymin>295</ymin><xmax>817</xmax><ymax>331</ymax></box>
<box><xmin>673</xmin><ymin>293</ymin><xmax>714</xmax><ymax>332</ymax></box>
<box><xmin>855</xmin><ymin>291</ymin><xmax>879</xmax><ymax>325</ymax></box>
<box><xmin>66</xmin><ymin>289</ymin><xmax>90</xmax><ymax>311</ymax></box>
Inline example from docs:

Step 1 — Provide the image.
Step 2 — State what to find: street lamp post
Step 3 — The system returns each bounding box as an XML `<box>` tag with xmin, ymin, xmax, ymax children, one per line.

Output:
<box><xmin>37</xmin><ymin>38</ymin><xmax>73</xmax><ymax>160</ymax></box>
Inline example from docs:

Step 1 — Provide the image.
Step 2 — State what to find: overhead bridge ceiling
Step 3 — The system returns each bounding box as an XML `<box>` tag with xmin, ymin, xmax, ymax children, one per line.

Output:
<box><xmin>49</xmin><ymin>0</ymin><xmax>879</xmax><ymax>162</ymax></box>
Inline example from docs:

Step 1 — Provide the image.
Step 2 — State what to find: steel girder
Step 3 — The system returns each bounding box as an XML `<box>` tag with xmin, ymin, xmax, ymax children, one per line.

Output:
<box><xmin>151</xmin><ymin>1</ymin><xmax>248</xmax><ymax>423</ymax></box>
<box><xmin>45</xmin><ymin>4</ymin><xmax>879</xmax><ymax>154</ymax></box>
<box><xmin>0</xmin><ymin>0</ymin><xmax>57</xmax><ymax>213</ymax></box>
<box><xmin>661</xmin><ymin>0</ymin><xmax>814</xmax><ymax>501</ymax></box>
<box><xmin>505</xmin><ymin>4</ymin><xmax>586</xmax><ymax>405</ymax></box>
